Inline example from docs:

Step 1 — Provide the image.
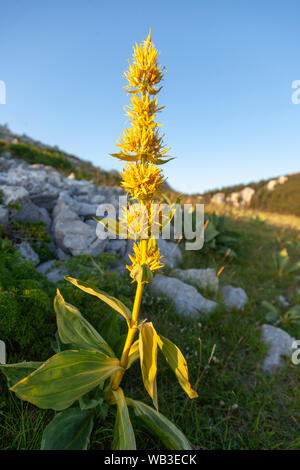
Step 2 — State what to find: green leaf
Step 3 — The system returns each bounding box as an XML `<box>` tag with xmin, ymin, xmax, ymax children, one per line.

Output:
<box><xmin>65</xmin><ymin>277</ymin><xmax>131</xmax><ymax>326</ymax></box>
<box><xmin>99</xmin><ymin>312</ymin><xmax>120</xmax><ymax>349</ymax></box>
<box><xmin>262</xmin><ymin>300</ymin><xmax>278</xmax><ymax>314</ymax></box>
<box><xmin>157</xmin><ymin>335</ymin><xmax>198</xmax><ymax>399</ymax></box>
<box><xmin>127</xmin><ymin>399</ymin><xmax>192</xmax><ymax>450</ymax></box>
<box><xmin>204</xmin><ymin>223</ymin><xmax>219</xmax><ymax>243</ymax></box>
<box><xmin>112</xmin><ymin>388</ymin><xmax>136</xmax><ymax>450</ymax></box>
<box><xmin>41</xmin><ymin>408</ymin><xmax>94</xmax><ymax>450</ymax></box>
<box><xmin>265</xmin><ymin>311</ymin><xmax>279</xmax><ymax>323</ymax></box>
<box><xmin>79</xmin><ymin>386</ymin><xmax>104</xmax><ymax>410</ymax></box>
<box><xmin>139</xmin><ymin>322</ymin><xmax>158</xmax><ymax>410</ymax></box>
<box><xmin>11</xmin><ymin>350</ymin><xmax>122</xmax><ymax>410</ymax></box>
<box><xmin>54</xmin><ymin>290</ymin><xmax>114</xmax><ymax>357</ymax></box>
<box><xmin>0</xmin><ymin>362</ymin><xmax>43</xmax><ymax>388</ymax></box>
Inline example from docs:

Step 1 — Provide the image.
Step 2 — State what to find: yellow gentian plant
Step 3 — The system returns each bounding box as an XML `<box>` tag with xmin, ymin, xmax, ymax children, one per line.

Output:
<box><xmin>0</xmin><ymin>31</ymin><xmax>198</xmax><ymax>450</ymax></box>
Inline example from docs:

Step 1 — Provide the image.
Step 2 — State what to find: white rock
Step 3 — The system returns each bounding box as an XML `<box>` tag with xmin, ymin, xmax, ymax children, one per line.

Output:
<box><xmin>239</xmin><ymin>187</ymin><xmax>255</xmax><ymax>206</ymax></box>
<box><xmin>226</xmin><ymin>192</ymin><xmax>240</xmax><ymax>207</ymax></box>
<box><xmin>16</xmin><ymin>241</ymin><xmax>40</xmax><ymax>265</ymax></box>
<box><xmin>278</xmin><ymin>175</ymin><xmax>288</xmax><ymax>184</ymax></box>
<box><xmin>171</xmin><ymin>268</ymin><xmax>219</xmax><ymax>293</ymax></box>
<box><xmin>1</xmin><ymin>185</ymin><xmax>29</xmax><ymax>205</ymax></box>
<box><xmin>52</xmin><ymin>199</ymin><xmax>107</xmax><ymax>256</ymax></box>
<box><xmin>150</xmin><ymin>274</ymin><xmax>218</xmax><ymax>317</ymax></box>
<box><xmin>261</xmin><ymin>324</ymin><xmax>295</xmax><ymax>374</ymax></box>
<box><xmin>220</xmin><ymin>285</ymin><xmax>248</xmax><ymax>310</ymax></box>
<box><xmin>211</xmin><ymin>192</ymin><xmax>225</xmax><ymax>204</ymax></box>
<box><xmin>266</xmin><ymin>179</ymin><xmax>278</xmax><ymax>191</ymax></box>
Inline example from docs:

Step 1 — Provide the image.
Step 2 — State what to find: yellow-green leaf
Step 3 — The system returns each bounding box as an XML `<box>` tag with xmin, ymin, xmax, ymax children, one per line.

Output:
<box><xmin>112</xmin><ymin>388</ymin><xmax>136</xmax><ymax>450</ymax></box>
<box><xmin>65</xmin><ymin>277</ymin><xmax>131</xmax><ymax>326</ymax></box>
<box><xmin>54</xmin><ymin>290</ymin><xmax>114</xmax><ymax>357</ymax></box>
<box><xmin>0</xmin><ymin>362</ymin><xmax>43</xmax><ymax>389</ymax></box>
<box><xmin>126</xmin><ymin>340</ymin><xmax>139</xmax><ymax>369</ymax></box>
<box><xmin>110</xmin><ymin>153</ymin><xmax>139</xmax><ymax>162</ymax></box>
<box><xmin>127</xmin><ymin>398</ymin><xmax>192</xmax><ymax>450</ymax></box>
<box><xmin>11</xmin><ymin>350</ymin><xmax>122</xmax><ymax>410</ymax></box>
<box><xmin>157</xmin><ymin>335</ymin><xmax>198</xmax><ymax>399</ymax></box>
<box><xmin>139</xmin><ymin>322</ymin><xmax>158</xmax><ymax>409</ymax></box>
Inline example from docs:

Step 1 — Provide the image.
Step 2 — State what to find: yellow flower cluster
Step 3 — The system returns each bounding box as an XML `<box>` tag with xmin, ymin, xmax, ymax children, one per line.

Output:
<box><xmin>110</xmin><ymin>30</ymin><xmax>172</xmax><ymax>282</ymax></box>
<box><xmin>124</xmin><ymin>30</ymin><xmax>165</xmax><ymax>95</ymax></box>
<box><xmin>126</xmin><ymin>239</ymin><xmax>164</xmax><ymax>281</ymax></box>
<box><xmin>121</xmin><ymin>162</ymin><xmax>165</xmax><ymax>201</ymax></box>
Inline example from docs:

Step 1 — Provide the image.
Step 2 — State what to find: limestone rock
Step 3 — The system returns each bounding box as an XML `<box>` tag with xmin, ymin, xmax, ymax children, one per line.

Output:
<box><xmin>261</xmin><ymin>324</ymin><xmax>295</xmax><ymax>374</ymax></box>
<box><xmin>220</xmin><ymin>285</ymin><xmax>248</xmax><ymax>310</ymax></box>
<box><xmin>150</xmin><ymin>274</ymin><xmax>218</xmax><ymax>317</ymax></box>
<box><xmin>171</xmin><ymin>268</ymin><xmax>219</xmax><ymax>293</ymax></box>
<box><xmin>15</xmin><ymin>241</ymin><xmax>40</xmax><ymax>265</ymax></box>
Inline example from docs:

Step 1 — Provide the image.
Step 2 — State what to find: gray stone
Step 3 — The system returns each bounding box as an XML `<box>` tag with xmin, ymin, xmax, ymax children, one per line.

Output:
<box><xmin>52</xmin><ymin>199</ymin><xmax>107</xmax><ymax>256</ymax></box>
<box><xmin>171</xmin><ymin>268</ymin><xmax>219</xmax><ymax>293</ymax></box>
<box><xmin>1</xmin><ymin>185</ymin><xmax>29</xmax><ymax>205</ymax></box>
<box><xmin>58</xmin><ymin>193</ymin><xmax>99</xmax><ymax>217</ymax></box>
<box><xmin>239</xmin><ymin>187</ymin><xmax>255</xmax><ymax>206</ymax></box>
<box><xmin>220</xmin><ymin>285</ymin><xmax>248</xmax><ymax>310</ymax></box>
<box><xmin>261</xmin><ymin>324</ymin><xmax>296</xmax><ymax>374</ymax></box>
<box><xmin>106</xmin><ymin>239</ymin><xmax>128</xmax><ymax>257</ymax></box>
<box><xmin>36</xmin><ymin>259</ymin><xmax>56</xmax><ymax>274</ymax></box>
<box><xmin>157</xmin><ymin>238</ymin><xmax>182</xmax><ymax>269</ymax></box>
<box><xmin>150</xmin><ymin>274</ymin><xmax>218</xmax><ymax>317</ymax></box>
<box><xmin>37</xmin><ymin>260</ymin><xmax>68</xmax><ymax>283</ymax></box>
<box><xmin>278</xmin><ymin>295</ymin><xmax>289</xmax><ymax>307</ymax></box>
<box><xmin>16</xmin><ymin>241</ymin><xmax>40</xmax><ymax>265</ymax></box>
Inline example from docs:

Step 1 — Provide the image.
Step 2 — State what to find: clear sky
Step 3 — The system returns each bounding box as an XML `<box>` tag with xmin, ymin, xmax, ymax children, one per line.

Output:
<box><xmin>1</xmin><ymin>0</ymin><xmax>299</xmax><ymax>194</ymax></box>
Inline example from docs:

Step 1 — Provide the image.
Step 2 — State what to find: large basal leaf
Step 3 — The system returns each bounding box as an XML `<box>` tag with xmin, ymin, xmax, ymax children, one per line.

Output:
<box><xmin>11</xmin><ymin>350</ymin><xmax>122</xmax><ymax>410</ymax></box>
<box><xmin>127</xmin><ymin>398</ymin><xmax>192</xmax><ymax>450</ymax></box>
<box><xmin>65</xmin><ymin>277</ymin><xmax>131</xmax><ymax>326</ymax></box>
<box><xmin>157</xmin><ymin>335</ymin><xmax>198</xmax><ymax>399</ymax></box>
<box><xmin>0</xmin><ymin>362</ymin><xmax>43</xmax><ymax>388</ymax></box>
<box><xmin>54</xmin><ymin>290</ymin><xmax>114</xmax><ymax>357</ymax></box>
<box><xmin>112</xmin><ymin>388</ymin><xmax>136</xmax><ymax>450</ymax></box>
<box><xmin>139</xmin><ymin>322</ymin><xmax>158</xmax><ymax>410</ymax></box>
<box><xmin>41</xmin><ymin>408</ymin><xmax>94</xmax><ymax>450</ymax></box>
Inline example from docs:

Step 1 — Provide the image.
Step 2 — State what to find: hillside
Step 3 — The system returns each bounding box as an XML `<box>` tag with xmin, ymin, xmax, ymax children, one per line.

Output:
<box><xmin>199</xmin><ymin>172</ymin><xmax>300</xmax><ymax>217</ymax></box>
<box><xmin>0</xmin><ymin>124</ymin><xmax>121</xmax><ymax>186</ymax></box>
<box><xmin>0</xmin><ymin>124</ymin><xmax>299</xmax><ymax>217</ymax></box>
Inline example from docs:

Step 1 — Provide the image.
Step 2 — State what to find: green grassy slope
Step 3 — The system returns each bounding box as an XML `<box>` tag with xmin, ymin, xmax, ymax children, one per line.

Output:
<box><xmin>0</xmin><ymin>215</ymin><xmax>299</xmax><ymax>450</ymax></box>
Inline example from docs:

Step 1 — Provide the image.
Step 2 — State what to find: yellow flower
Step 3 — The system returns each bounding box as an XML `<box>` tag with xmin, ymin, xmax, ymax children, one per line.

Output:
<box><xmin>127</xmin><ymin>239</ymin><xmax>164</xmax><ymax>282</ymax></box>
<box><xmin>121</xmin><ymin>162</ymin><xmax>165</xmax><ymax>201</ymax></box>
<box><xmin>116</xmin><ymin>126</ymin><xmax>170</xmax><ymax>163</ymax></box>
<box><xmin>124</xmin><ymin>30</ymin><xmax>165</xmax><ymax>95</ymax></box>
<box><xmin>119</xmin><ymin>202</ymin><xmax>150</xmax><ymax>240</ymax></box>
<box><xmin>111</xmin><ymin>30</ymin><xmax>172</xmax><ymax>166</ymax></box>
<box><xmin>126</xmin><ymin>94</ymin><xmax>164</xmax><ymax>129</ymax></box>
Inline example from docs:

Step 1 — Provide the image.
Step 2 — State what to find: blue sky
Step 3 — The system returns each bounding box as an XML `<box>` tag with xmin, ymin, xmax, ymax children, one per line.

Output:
<box><xmin>1</xmin><ymin>0</ymin><xmax>299</xmax><ymax>193</ymax></box>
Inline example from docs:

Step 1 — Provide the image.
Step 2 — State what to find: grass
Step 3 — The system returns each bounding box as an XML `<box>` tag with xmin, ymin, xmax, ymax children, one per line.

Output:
<box><xmin>0</xmin><ymin>214</ymin><xmax>299</xmax><ymax>450</ymax></box>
